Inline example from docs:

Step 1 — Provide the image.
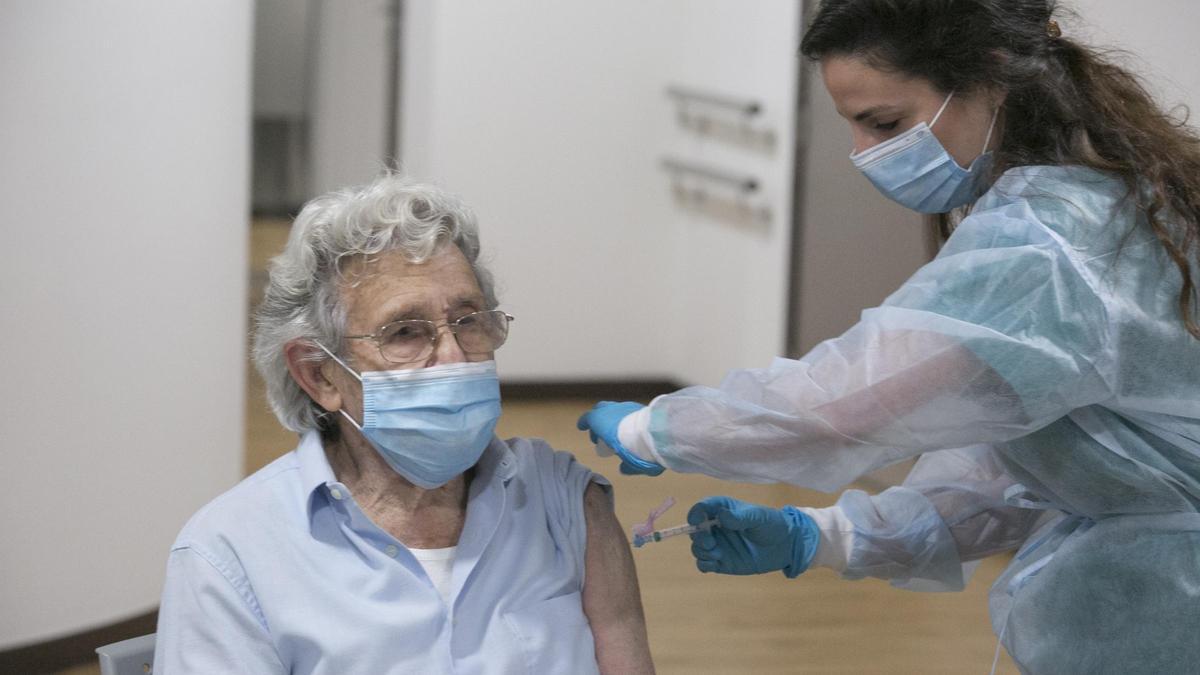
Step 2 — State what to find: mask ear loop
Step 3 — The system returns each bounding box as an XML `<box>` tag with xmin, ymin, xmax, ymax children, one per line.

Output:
<box><xmin>930</xmin><ymin>90</ymin><xmax>1000</xmax><ymax>159</ymax></box>
<box><xmin>313</xmin><ymin>341</ymin><xmax>366</xmax><ymax>430</ymax></box>
<box><xmin>928</xmin><ymin>90</ymin><xmax>956</xmax><ymax>130</ymax></box>
<box><xmin>980</xmin><ymin>105</ymin><xmax>1000</xmax><ymax>154</ymax></box>
<box><xmin>314</xmin><ymin>341</ymin><xmax>363</xmax><ymax>382</ymax></box>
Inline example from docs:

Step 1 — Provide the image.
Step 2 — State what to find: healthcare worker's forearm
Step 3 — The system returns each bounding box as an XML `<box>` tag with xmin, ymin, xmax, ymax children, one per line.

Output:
<box><xmin>631</xmin><ymin>325</ymin><xmax>1064</xmax><ymax>491</ymax></box>
<box><xmin>823</xmin><ymin>486</ymin><xmax>973</xmax><ymax>591</ymax></box>
<box><xmin>616</xmin><ymin>406</ymin><xmax>664</xmax><ymax>465</ymax></box>
<box><xmin>808</xmin><ymin>447</ymin><xmax>1047</xmax><ymax>591</ymax></box>
<box><xmin>901</xmin><ymin>445</ymin><xmax>1047</xmax><ymax>563</ymax></box>
<box><xmin>796</xmin><ymin>506</ymin><xmax>854</xmax><ymax>572</ymax></box>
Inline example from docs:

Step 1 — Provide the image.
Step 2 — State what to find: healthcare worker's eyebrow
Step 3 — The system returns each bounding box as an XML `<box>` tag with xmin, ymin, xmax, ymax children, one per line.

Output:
<box><xmin>852</xmin><ymin>105</ymin><xmax>898</xmax><ymax>122</ymax></box>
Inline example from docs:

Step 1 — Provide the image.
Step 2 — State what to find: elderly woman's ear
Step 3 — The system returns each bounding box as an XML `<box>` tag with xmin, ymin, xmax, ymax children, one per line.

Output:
<box><xmin>284</xmin><ymin>340</ymin><xmax>344</xmax><ymax>414</ymax></box>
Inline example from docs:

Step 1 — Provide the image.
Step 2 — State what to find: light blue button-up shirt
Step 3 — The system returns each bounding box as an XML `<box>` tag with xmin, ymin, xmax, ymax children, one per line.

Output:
<box><xmin>154</xmin><ymin>431</ymin><xmax>607</xmax><ymax>674</ymax></box>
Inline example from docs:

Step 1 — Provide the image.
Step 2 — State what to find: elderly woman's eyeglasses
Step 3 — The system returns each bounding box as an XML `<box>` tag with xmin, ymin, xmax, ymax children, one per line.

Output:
<box><xmin>345</xmin><ymin>309</ymin><xmax>514</xmax><ymax>364</ymax></box>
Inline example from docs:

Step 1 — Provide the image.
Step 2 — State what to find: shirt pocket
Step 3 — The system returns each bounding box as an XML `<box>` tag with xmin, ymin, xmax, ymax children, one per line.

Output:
<box><xmin>502</xmin><ymin>592</ymin><xmax>598</xmax><ymax>674</ymax></box>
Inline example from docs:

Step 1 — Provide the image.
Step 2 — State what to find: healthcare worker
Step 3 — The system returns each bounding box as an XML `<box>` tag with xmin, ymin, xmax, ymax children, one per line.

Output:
<box><xmin>578</xmin><ymin>1</ymin><xmax>1200</xmax><ymax>672</ymax></box>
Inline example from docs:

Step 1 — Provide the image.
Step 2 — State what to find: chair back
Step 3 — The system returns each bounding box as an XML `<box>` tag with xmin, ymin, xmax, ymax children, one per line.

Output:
<box><xmin>95</xmin><ymin>632</ymin><xmax>155</xmax><ymax>675</ymax></box>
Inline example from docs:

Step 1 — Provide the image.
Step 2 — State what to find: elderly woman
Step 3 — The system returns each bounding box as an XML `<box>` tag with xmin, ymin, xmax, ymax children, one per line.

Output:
<box><xmin>154</xmin><ymin>174</ymin><xmax>653</xmax><ymax>674</ymax></box>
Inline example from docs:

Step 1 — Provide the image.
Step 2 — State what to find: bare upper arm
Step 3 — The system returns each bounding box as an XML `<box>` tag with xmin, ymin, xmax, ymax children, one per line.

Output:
<box><xmin>581</xmin><ymin>481</ymin><xmax>655</xmax><ymax>675</ymax></box>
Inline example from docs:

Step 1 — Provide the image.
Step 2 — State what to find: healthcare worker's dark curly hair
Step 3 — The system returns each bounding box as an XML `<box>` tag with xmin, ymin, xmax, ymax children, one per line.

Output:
<box><xmin>801</xmin><ymin>0</ymin><xmax>1200</xmax><ymax>339</ymax></box>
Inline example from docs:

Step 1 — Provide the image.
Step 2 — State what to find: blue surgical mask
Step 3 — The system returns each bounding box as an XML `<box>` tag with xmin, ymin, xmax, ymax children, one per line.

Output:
<box><xmin>850</xmin><ymin>91</ymin><xmax>999</xmax><ymax>214</ymax></box>
<box><xmin>317</xmin><ymin>344</ymin><xmax>502</xmax><ymax>489</ymax></box>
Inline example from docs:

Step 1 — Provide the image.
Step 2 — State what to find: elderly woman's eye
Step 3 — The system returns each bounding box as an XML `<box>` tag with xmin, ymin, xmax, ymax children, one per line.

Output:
<box><xmin>384</xmin><ymin>323</ymin><xmax>426</xmax><ymax>343</ymax></box>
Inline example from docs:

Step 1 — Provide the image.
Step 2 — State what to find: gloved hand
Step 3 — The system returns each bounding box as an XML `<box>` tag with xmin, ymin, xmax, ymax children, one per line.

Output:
<box><xmin>687</xmin><ymin>496</ymin><xmax>819</xmax><ymax>578</ymax></box>
<box><xmin>576</xmin><ymin>401</ymin><xmax>665</xmax><ymax>476</ymax></box>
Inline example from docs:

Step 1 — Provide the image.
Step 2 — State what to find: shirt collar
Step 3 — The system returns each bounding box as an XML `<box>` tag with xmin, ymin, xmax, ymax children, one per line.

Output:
<box><xmin>296</xmin><ymin>430</ymin><xmax>519</xmax><ymax>529</ymax></box>
<box><xmin>296</xmin><ymin>430</ymin><xmax>337</xmax><ymax>523</ymax></box>
<box><xmin>476</xmin><ymin>436</ymin><xmax>519</xmax><ymax>484</ymax></box>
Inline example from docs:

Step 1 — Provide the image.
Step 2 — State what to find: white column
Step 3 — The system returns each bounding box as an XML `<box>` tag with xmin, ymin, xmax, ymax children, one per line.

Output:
<box><xmin>0</xmin><ymin>0</ymin><xmax>250</xmax><ymax>648</ymax></box>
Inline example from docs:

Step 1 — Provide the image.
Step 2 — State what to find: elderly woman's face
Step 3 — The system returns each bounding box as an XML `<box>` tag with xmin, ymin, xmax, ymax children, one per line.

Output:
<box><xmin>339</xmin><ymin>245</ymin><xmax>492</xmax><ymax>373</ymax></box>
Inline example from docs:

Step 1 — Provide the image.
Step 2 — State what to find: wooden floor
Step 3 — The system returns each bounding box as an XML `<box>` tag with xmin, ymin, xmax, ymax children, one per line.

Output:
<box><xmin>57</xmin><ymin>220</ymin><xmax>1019</xmax><ymax>674</ymax></box>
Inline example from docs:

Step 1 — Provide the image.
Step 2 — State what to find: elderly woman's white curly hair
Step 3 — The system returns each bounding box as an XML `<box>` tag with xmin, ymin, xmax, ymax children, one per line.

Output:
<box><xmin>252</xmin><ymin>173</ymin><xmax>497</xmax><ymax>432</ymax></box>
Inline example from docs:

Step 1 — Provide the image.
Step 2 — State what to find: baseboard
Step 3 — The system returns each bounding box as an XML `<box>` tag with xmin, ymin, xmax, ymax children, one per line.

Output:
<box><xmin>500</xmin><ymin>379</ymin><xmax>682</xmax><ymax>402</ymax></box>
<box><xmin>0</xmin><ymin>609</ymin><xmax>157</xmax><ymax>674</ymax></box>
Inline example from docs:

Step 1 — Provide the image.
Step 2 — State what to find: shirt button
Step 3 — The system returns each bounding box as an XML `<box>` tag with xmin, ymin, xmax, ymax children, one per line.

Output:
<box><xmin>385</xmin><ymin>544</ymin><xmax>399</xmax><ymax>557</ymax></box>
<box><xmin>330</xmin><ymin>487</ymin><xmax>344</xmax><ymax>500</ymax></box>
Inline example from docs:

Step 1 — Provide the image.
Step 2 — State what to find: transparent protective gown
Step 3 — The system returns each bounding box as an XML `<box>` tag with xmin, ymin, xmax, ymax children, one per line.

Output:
<box><xmin>646</xmin><ymin>166</ymin><xmax>1200</xmax><ymax>673</ymax></box>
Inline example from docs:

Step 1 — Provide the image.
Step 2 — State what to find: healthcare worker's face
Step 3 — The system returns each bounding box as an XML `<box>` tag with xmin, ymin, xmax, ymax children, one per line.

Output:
<box><xmin>821</xmin><ymin>55</ymin><xmax>1002</xmax><ymax>167</ymax></box>
<box><xmin>321</xmin><ymin>245</ymin><xmax>493</xmax><ymax>423</ymax></box>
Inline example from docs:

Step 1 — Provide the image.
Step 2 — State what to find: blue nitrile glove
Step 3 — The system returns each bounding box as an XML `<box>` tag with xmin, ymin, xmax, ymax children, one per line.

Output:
<box><xmin>576</xmin><ymin>401</ymin><xmax>665</xmax><ymax>476</ymax></box>
<box><xmin>687</xmin><ymin>496</ymin><xmax>819</xmax><ymax>578</ymax></box>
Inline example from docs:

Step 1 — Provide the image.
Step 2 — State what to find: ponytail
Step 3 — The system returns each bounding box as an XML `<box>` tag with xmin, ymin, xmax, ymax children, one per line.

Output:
<box><xmin>1045</xmin><ymin>40</ymin><xmax>1200</xmax><ymax>337</ymax></box>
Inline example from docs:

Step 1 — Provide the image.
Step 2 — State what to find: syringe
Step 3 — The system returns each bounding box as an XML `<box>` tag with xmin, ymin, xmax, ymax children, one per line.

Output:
<box><xmin>632</xmin><ymin>518</ymin><xmax>717</xmax><ymax>548</ymax></box>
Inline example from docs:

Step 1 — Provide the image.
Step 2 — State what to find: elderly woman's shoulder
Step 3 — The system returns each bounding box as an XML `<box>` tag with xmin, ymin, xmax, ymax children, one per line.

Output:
<box><xmin>170</xmin><ymin>450</ymin><xmax>306</xmax><ymax>553</ymax></box>
<box><xmin>499</xmin><ymin>437</ymin><xmax>608</xmax><ymax>529</ymax></box>
<box><xmin>500</xmin><ymin>436</ymin><xmax>607</xmax><ymax>494</ymax></box>
<box><xmin>503</xmin><ymin>436</ymin><xmax>592</xmax><ymax>469</ymax></box>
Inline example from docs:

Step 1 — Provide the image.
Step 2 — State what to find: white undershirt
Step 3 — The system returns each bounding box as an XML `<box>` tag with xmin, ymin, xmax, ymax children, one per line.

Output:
<box><xmin>409</xmin><ymin>545</ymin><xmax>457</xmax><ymax>604</ymax></box>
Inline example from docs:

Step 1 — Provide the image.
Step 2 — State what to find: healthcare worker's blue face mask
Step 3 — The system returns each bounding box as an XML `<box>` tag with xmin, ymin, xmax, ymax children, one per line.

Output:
<box><xmin>317</xmin><ymin>344</ymin><xmax>502</xmax><ymax>489</ymax></box>
<box><xmin>850</xmin><ymin>91</ymin><xmax>999</xmax><ymax>214</ymax></box>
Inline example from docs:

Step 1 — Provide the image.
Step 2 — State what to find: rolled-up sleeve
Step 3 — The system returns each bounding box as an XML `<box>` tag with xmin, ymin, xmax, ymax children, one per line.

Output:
<box><xmin>532</xmin><ymin>441</ymin><xmax>611</xmax><ymax>579</ymax></box>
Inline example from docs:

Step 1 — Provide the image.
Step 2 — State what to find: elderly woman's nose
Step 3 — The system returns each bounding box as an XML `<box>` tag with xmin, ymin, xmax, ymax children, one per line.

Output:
<box><xmin>430</xmin><ymin>325</ymin><xmax>469</xmax><ymax>365</ymax></box>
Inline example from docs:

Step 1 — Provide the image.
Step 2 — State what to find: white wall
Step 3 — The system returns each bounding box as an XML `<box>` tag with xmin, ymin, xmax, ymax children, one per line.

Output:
<box><xmin>403</xmin><ymin>0</ymin><xmax>801</xmax><ymax>386</ymax></box>
<box><xmin>0</xmin><ymin>1</ymin><xmax>250</xmax><ymax>649</ymax></box>
<box><xmin>1081</xmin><ymin>0</ymin><xmax>1200</xmax><ymax>125</ymax></box>
<box><xmin>402</xmin><ymin>1</ymin><xmax>673</xmax><ymax>382</ymax></box>
<box><xmin>309</xmin><ymin>0</ymin><xmax>393</xmax><ymax>195</ymax></box>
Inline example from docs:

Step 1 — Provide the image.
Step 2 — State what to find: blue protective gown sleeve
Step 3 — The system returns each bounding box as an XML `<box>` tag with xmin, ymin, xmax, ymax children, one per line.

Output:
<box><xmin>626</xmin><ymin>184</ymin><xmax>1117</xmax><ymax>492</ymax></box>
<box><xmin>805</xmin><ymin>444</ymin><xmax>1051</xmax><ymax>590</ymax></box>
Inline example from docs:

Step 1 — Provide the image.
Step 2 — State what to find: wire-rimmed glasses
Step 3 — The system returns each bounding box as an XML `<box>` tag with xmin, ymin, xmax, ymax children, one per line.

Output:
<box><xmin>344</xmin><ymin>309</ymin><xmax>514</xmax><ymax>364</ymax></box>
